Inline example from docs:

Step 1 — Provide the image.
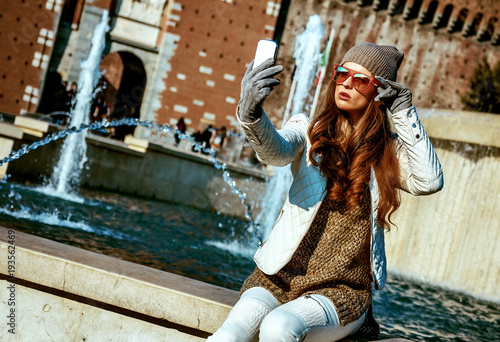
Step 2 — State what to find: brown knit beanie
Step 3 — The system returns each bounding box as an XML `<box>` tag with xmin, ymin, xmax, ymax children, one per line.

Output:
<box><xmin>340</xmin><ymin>42</ymin><xmax>404</xmax><ymax>81</ymax></box>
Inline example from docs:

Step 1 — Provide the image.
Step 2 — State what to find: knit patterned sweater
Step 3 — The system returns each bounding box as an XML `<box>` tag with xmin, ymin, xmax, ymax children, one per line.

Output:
<box><xmin>241</xmin><ymin>186</ymin><xmax>373</xmax><ymax>326</ymax></box>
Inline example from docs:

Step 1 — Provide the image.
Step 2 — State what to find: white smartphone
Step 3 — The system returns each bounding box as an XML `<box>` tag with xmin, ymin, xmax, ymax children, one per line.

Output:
<box><xmin>252</xmin><ymin>39</ymin><xmax>278</xmax><ymax>70</ymax></box>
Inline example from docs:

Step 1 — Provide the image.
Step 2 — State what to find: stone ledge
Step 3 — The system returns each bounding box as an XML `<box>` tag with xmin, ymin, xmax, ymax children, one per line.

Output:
<box><xmin>0</xmin><ymin>122</ymin><xmax>23</xmax><ymax>140</ymax></box>
<box><xmin>418</xmin><ymin>108</ymin><xmax>500</xmax><ymax>148</ymax></box>
<box><xmin>14</xmin><ymin>116</ymin><xmax>49</xmax><ymax>138</ymax></box>
<box><xmin>87</xmin><ymin>133</ymin><xmax>148</xmax><ymax>158</ymax></box>
<box><xmin>0</xmin><ymin>280</ymin><xmax>205</xmax><ymax>342</ymax></box>
<box><xmin>124</xmin><ymin>134</ymin><xmax>149</xmax><ymax>153</ymax></box>
<box><xmin>111</xmin><ymin>16</ymin><xmax>160</xmax><ymax>49</ymax></box>
<box><xmin>0</xmin><ymin>226</ymin><xmax>238</xmax><ymax>335</ymax></box>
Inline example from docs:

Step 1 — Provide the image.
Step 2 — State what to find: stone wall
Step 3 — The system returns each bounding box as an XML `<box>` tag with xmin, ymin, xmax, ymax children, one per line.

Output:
<box><xmin>0</xmin><ymin>0</ymin><xmax>61</xmax><ymax>115</ymax></box>
<box><xmin>153</xmin><ymin>0</ymin><xmax>283</xmax><ymax>130</ymax></box>
<box><xmin>81</xmin><ymin>135</ymin><xmax>267</xmax><ymax>219</ymax></box>
<box><xmin>385</xmin><ymin>109</ymin><xmax>500</xmax><ymax>301</ymax></box>
<box><xmin>264</xmin><ymin>0</ymin><xmax>500</xmax><ymax>126</ymax></box>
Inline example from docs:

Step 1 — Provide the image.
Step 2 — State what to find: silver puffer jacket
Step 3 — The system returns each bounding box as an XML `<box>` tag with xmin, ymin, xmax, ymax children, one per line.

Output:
<box><xmin>238</xmin><ymin>106</ymin><xmax>444</xmax><ymax>290</ymax></box>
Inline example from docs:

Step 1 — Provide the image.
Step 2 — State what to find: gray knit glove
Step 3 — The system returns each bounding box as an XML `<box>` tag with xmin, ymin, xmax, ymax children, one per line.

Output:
<box><xmin>237</xmin><ymin>59</ymin><xmax>283</xmax><ymax>122</ymax></box>
<box><xmin>374</xmin><ymin>76</ymin><xmax>413</xmax><ymax>113</ymax></box>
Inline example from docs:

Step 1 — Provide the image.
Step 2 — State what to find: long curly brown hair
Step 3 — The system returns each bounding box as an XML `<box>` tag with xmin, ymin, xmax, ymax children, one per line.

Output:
<box><xmin>308</xmin><ymin>81</ymin><xmax>401</xmax><ymax>229</ymax></box>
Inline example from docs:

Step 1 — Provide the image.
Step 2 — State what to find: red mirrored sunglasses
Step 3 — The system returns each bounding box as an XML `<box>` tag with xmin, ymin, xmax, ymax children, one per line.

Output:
<box><xmin>332</xmin><ymin>64</ymin><xmax>379</xmax><ymax>92</ymax></box>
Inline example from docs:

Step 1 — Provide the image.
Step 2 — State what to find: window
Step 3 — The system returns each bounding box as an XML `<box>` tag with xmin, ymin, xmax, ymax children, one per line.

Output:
<box><xmin>389</xmin><ymin>0</ymin><xmax>406</xmax><ymax>16</ymax></box>
<box><xmin>174</xmin><ymin>105</ymin><xmax>188</xmax><ymax>113</ymax></box>
<box><xmin>432</xmin><ymin>3</ymin><xmax>452</xmax><ymax>29</ymax></box>
<box><xmin>199</xmin><ymin>66</ymin><xmax>213</xmax><ymax>75</ymax></box>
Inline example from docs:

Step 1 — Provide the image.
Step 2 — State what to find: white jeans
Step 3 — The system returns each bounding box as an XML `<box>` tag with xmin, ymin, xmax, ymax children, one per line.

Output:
<box><xmin>207</xmin><ymin>287</ymin><xmax>365</xmax><ymax>342</ymax></box>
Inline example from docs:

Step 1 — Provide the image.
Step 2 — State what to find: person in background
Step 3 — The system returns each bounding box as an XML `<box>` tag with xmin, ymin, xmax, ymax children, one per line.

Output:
<box><xmin>208</xmin><ymin>42</ymin><xmax>444</xmax><ymax>341</ymax></box>
<box><xmin>67</xmin><ymin>81</ymin><xmax>78</xmax><ymax>110</ymax></box>
<box><xmin>211</xmin><ymin>126</ymin><xmax>227</xmax><ymax>154</ymax></box>
<box><xmin>174</xmin><ymin>117</ymin><xmax>187</xmax><ymax>147</ymax></box>
<box><xmin>192</xmin><ymin>125</ymin><xmax>213</xmax><ymax>153</ymax></box>
<box><xmin>109</xmin><ymin>103</ymin><xmax>134</xmax><ymax>140</ymax></box>
<box><xmin>90</xmin><ymin>96</ymin><xmax>108</xmax><ymax>123</ymax></box>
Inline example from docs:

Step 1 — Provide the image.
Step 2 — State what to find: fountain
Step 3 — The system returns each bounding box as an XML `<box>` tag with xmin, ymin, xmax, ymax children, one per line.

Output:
<box><xmin>0</xmin><ymin>8</ymin><xmax>263</xmax><ymax>247</ymax></box>
<box><xmin>284</xmin><ymin>14</ymin><xmax>325</xmax><ymax>123</ymax></box>
<box><xmin>256</xmin><ymin>15</ymin><xmax>325</xmax><ymax>240</ymax></box>
<box><xmin>0</xmin><ymin>8</ymin><xmax>263</xmax><ymax>252</ymax></box>
<box><xmin>1</xmin><ymin>8</ymin><xmax>261</xmax><ymax>240</ymax></box>
<box><xmin>39</xmin><ymin>11</ymin><xmax>110</xmax><ymax>203</ymax></box>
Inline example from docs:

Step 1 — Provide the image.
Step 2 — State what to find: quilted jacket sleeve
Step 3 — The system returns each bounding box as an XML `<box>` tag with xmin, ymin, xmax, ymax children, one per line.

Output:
<box><xmin>392</xmin><ymin>106</ymin><xmax>444</xmax><ymax>195</ymax></box>
<box><xmin>237</xmin><ymin>107</ymin><xmax>309</xmax><ymax>167</ymax></box>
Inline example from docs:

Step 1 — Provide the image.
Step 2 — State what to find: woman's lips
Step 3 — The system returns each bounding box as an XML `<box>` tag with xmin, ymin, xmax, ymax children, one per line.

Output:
<box><xmin>339</xmin><ymin>92</ymin><xmax>351</xmax><ymax>100</ymax></box>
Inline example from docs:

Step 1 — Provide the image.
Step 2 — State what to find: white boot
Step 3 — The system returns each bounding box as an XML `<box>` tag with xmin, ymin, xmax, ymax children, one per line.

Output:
<box><xmin>207</xmin><ymin>287</ymin><xmax>280</xmax><ymax>342</ymax></box>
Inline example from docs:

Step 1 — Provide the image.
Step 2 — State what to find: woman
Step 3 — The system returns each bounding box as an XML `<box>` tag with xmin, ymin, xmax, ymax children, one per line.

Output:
<box><xmin>208</xmin><ymin>42</ymin><xmax>443</xmax><ymax>342</ymax></box>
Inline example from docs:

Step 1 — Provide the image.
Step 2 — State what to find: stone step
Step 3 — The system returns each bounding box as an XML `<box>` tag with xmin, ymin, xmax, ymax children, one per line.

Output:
<box><xmin>0</xmin><ymin>226</ymin><xmax>417</xmax><ymax>341</ymax></box>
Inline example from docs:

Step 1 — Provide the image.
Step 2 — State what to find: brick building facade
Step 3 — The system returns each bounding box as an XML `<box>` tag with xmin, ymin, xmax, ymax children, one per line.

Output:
<box><xmin>154</xmin><ymin>0</ymin><xmax>282</xmax><ymax>131</ymax></box>
<box><xmin>0</xmin><ymin>0</ymin><xmax>282</xmax><ymax>134</ymax></box>
<box><xmin>0</xmin><ymin>0</ymin><xmax>61</xmax><ymax>116</ymax></box>
<box><xmin>0</xmin><ymin>0</ymin><xmax>498</xmax><ymax>136</ymax></box>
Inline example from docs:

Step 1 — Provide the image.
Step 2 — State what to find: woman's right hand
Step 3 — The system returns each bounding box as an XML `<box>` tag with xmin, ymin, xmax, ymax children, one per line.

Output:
<box><xmin>237</xmin><ymin>58</ymin><xmax>283</xmax><ymax>122</ymax></box>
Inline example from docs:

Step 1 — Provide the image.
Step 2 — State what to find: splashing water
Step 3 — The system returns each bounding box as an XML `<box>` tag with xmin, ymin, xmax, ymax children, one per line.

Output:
<box><xmin>0</xmin><ymin>118</ymin><xmax>262</xmax><ymax>243</ymax></box>
<box><xmin>205</xmin><ymin>240</ymin><xmax>256</xmax><ymax>259</ymax></box>
<box><xmin>256</xmin><ymin>15</ymin><xmax>325</xmax><ymax>240</ymax></box>
<box><xmin>45</xmin><ymin>10</ymin><xmax>110</xmax><ymax>201</ymax></box>
<box><xmin>290</xmin><ymin>14</ymin><xmax>324</xmax><ymax>117</ymax></box>
<box><xmin>0</xmin><ymin>205</ymin><xmax>94</xmax><ymax>233</ymax></box>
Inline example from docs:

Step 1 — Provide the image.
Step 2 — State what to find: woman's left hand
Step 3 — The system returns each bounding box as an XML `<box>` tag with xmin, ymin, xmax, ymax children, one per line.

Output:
<box><xmin>374</xmin><ymin>76</ymin><xmax>413</xmax><ymax>113</ymax></box>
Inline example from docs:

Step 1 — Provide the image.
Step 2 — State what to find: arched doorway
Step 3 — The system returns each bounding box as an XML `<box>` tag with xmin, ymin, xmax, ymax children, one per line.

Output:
<box><xmin>97</xmin><ymin>51</ymin><xmax>147</xmax><ymax>139</ymax></box>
